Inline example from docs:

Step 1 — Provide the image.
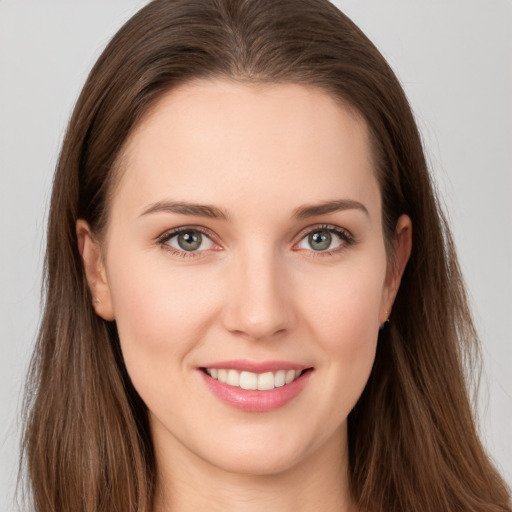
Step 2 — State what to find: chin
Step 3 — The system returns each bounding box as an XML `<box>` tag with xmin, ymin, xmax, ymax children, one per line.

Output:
<box><xmin>194</xmin><ymin>420</ymin><xmax>341</xmax><ymax>478</ymax></box>
<box><xmin>207</xmin><ymin>445</ymin><xmax>307</xmax><ymax>477</ymax></box>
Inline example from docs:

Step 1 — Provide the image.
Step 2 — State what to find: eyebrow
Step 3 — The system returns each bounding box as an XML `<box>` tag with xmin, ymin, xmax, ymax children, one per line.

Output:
<box><xmin>140</xmin><ymin>201</ymin><xmax>230</xmax><ymax>220</ymax></box>
<box><xmin>292</xmin><ymin>199</ymin><xmax>369</xmax><ymax>219</ymax></box>
<box><xmin>139</xmin><ymin>198</ymin><xmax>368</xmax><ymax>221</ymax></box>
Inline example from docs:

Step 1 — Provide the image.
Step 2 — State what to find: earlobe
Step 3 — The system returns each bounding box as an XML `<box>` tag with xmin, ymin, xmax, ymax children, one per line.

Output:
<box><xmin>380</xmin><ymin>214</ymin><xmax>412</xmax><ymax>323</ymax></box>
<box><xmin>76</xmin><ymin>220</ymin><xmax>115</xmax><ymax>321</ymax></box>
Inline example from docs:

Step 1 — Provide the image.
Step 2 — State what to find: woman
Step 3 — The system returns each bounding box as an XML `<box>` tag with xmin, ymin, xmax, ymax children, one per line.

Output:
<box><xmin>21</xmin><ymin>0</ymin><xmax>511</xmax><ymax>511</ymax></box>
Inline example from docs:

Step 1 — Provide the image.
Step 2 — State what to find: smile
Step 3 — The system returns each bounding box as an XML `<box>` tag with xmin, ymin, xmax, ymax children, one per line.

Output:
<box><xmin>200</xmin><ymin>362</ymin><xmax>313</xmax><ymax>412</ymax></box>
<box><xmin>204</xmin><ymin>368</ymin><xmax>303</xmax><ymax>390</ymax></box>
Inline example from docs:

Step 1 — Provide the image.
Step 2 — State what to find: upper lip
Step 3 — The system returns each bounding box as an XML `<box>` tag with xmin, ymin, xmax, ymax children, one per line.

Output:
<box><xmin>200</xmin><ymin>359</ymin><xmax>311</xmax><ymax>373</ymax></box>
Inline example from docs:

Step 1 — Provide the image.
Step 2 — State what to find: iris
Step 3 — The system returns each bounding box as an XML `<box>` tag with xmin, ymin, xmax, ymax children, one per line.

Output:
<box><xmin>308</xmin><ymin>230</ymin><xmax>332</xmax><ymax>251</ymax></box>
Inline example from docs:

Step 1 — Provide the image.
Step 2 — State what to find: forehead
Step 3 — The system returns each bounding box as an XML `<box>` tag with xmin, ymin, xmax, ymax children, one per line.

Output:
<box><xmin>110</xmin><ymin>80</ymin><xmax>380</xmax><ymax>225</ymax></box>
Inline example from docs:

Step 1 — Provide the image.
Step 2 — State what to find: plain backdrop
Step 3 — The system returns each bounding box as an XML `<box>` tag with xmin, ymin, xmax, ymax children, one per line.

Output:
<box><xmin>1</xmin><ymin>1</ymin><xmax>511</xmax><ymax>510</ymax></box>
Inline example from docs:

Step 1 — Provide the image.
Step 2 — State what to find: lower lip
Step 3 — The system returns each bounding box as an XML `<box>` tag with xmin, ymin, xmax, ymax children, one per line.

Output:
<box><xmin>200</xmin><ymin>370</ymin><xmax>312</xmax><ymax>412</ymax></box>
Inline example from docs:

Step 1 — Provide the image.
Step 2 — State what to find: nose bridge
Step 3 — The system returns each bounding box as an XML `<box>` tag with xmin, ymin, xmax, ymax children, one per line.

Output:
<box><xmin>222</xmin><ymin>244</ymin><xmax>294</xmax><ymax>340</ymax></box>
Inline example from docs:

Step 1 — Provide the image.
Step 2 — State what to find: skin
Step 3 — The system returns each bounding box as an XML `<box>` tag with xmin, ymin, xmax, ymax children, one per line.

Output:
<box><xmin>77</xmin><ymin>80</ymin><xmax>412</xmax><ymax>512</ymax></box>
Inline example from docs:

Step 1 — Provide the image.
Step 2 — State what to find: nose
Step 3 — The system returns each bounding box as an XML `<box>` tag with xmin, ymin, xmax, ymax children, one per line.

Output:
<box><xmin>221</xmin><ymin>249</ymin><xmax>296</xmax><ymax>341</ymax></box>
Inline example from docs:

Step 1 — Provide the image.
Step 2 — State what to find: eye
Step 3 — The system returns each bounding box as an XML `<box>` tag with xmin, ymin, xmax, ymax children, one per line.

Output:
<box><xmin>159</xmin><ymin>228</ymin><xmax>216</xmax><ymax>254</ymax></box>
<box><xmin>296</xmin><ymin>226</ymin><xmax>353</xmax><ymax>253</ymax></box>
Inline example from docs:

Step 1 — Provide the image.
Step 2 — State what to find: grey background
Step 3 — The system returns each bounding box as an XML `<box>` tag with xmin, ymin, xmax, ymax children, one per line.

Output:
<box><xmin>1</xmin><ymin>1</ymin><xmax>510</xmax><ymax>510</ymax></box>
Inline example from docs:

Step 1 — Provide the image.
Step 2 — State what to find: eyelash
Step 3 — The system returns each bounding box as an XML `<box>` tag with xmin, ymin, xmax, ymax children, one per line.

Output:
<box><xmin>294</xmin><ymin>224</ymin><xmax>355</xmax><ymax>258</ymax></box>
<box><xmin>157</xmin><ymin>226</ymin><xmax>219</xmax><ymax>259</ymax></box>
<box><xmin>156</xmin><ymin>224</ymin><xmax>355</xmax><ymax>259</ymax></box>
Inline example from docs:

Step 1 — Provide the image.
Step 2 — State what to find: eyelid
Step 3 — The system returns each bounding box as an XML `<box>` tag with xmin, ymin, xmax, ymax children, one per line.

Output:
<box><xmin>155</xmin><ymin>223</ymin><xmax>354</xmax><ymax>258</ymax></box>
<box><xmin>157</xmin><ymin>225</ymin><xmax>222</xmax><ymax>257</ymax></box>
<box><xmin>294</xmin><ymin>223</ymin><xmax>354</xmax><ymax>241</ymax></box>
<box><xmin>293</xmin><ymin>223</ymin><xmax>355</xmax><ymax>253</ymax></box>
<box><xmin>157</xmin><ymin>225</ymin><xmax>217</xmax><ymax>243</ymax></box>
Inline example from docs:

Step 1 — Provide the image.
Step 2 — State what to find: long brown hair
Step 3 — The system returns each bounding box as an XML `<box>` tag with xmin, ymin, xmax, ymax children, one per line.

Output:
<box><xmin>21</xmin><ymin>1</ymin><xmax>511</xmax><ymax>511</ymax></box>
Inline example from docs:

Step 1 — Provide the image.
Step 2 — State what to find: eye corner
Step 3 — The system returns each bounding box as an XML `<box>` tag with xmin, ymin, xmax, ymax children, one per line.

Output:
<box><xmin>293</xmin><ymin>224</ymin><xmax>356</xmax><ymax>255</ymax></box>
<box><xmin>156</xmin><ymin>225</ymin><xmax>222</xmax><ymax>258</ymax></box>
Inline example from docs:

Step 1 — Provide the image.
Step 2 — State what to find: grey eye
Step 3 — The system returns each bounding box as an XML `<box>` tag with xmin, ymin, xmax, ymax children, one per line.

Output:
<box><xmin>165</xmin><ymin>229</ymin><xmax>214</xmax><ymax>252</ymax></box>
<box><xmin>308</xmin><ymin>230</ymin><xmax>332</xmax><ymax>251</ymax></box>
<box><xmin>297</xmin><ymin>227</ymin><xmax>347</xmax><ymax>253</ymax></box>
<box><xmin>177</xmin><ymin>231</ymin><xmax>202</xmax><ymax>251</ymax></box>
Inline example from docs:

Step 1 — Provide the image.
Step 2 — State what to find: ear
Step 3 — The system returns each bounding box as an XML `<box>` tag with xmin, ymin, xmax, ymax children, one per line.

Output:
<box><xmin>76</xmin><ymin>219</ymin><xmax>115</xmax><ymax>321</ymax></box>
<box><xmin>379</xmin><ymin>214</ymin><xmax>412</xmax><ymax>324</ymax></box>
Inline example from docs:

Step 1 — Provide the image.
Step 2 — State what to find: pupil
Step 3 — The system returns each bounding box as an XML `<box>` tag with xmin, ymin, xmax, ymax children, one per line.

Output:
<box><xmin>178</xmin><ymin>231</ymin><xmax>202</xmax><ymax>251</ymax></box>
<box><xmin>309</xmin><ymin>230</ymin><xmax>331</xmax><ymax>251</ymax></box>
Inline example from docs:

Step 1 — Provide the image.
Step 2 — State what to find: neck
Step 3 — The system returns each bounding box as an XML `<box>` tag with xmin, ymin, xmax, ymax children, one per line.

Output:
<box><xmin>152</xmin><ymin>422</ymin><xmax>356</xmax><ymax>512</ymax></box>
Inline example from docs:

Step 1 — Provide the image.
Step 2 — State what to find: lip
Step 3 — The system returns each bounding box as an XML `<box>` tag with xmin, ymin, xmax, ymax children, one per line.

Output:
<box><xmin>198</xmin><ymin>360</ymin><xmax>313</xmax><ymax>412</ymax></box>
<box><xmin>202</xmin><ymin>359</ymin><xmax>310</xmax><ymax>373</ymax></box>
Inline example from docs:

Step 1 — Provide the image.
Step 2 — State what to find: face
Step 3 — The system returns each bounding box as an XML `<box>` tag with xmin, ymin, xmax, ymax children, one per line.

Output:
<box><xmin>79</xmin><ymin>80</ymin><xmax>410</xmax><ymax>478</ymax></box>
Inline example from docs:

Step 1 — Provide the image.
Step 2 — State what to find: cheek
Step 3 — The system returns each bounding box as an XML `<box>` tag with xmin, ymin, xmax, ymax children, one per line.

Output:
<box><xmin>298</xmin><ymin>255</ymin><xmax>386</xmax><ymax>402</ymax></box>
<box><xmin>105</xmin><ymin>247</ymin><xmax>222</xmax><ymax>381</ymax></box>
<box><xmin>302</xmin><ymin>255</ymin><xmax>386</xmax><ymax>343</ymax></box>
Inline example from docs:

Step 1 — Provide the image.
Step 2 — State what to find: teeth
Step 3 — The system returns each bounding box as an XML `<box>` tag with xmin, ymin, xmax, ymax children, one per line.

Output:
<box><xmin>257</xmin><ymin>371</ymin><xmax>274</xmax><ymax>391</ymax></box>
<box><xmin>226</xmin><ymin>369</ymin><xmax>239</xmax><ymax>386</ymax></box>
<box><xmin>240</xmin><ymin>371</ymin><xmax>257</xmax><ymax>390</ymax></box>
<box><xmin>274</xmin><ymin>370</ymin><xmax>286</xmax><ymax>387</ymax></box>
<box><xmin>205</xmin><ymin>368</ymin><xmax>304</xmax><ymax>390</ymax></box>
<box><xmin>285</xmin><ymin>369</ymin><xmax>295</xmax><ymax>384</ymax></box>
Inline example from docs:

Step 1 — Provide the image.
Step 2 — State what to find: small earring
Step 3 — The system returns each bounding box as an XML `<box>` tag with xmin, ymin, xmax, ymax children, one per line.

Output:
<box><xmin>379</xmin><ymin>310</ymin><xmax>390</xmax><ymax>331</ymax></box>
<box><xmin>93</xmin><ymin>298</ymin><xmax>101</xmax><ymax>306</ymax></box>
